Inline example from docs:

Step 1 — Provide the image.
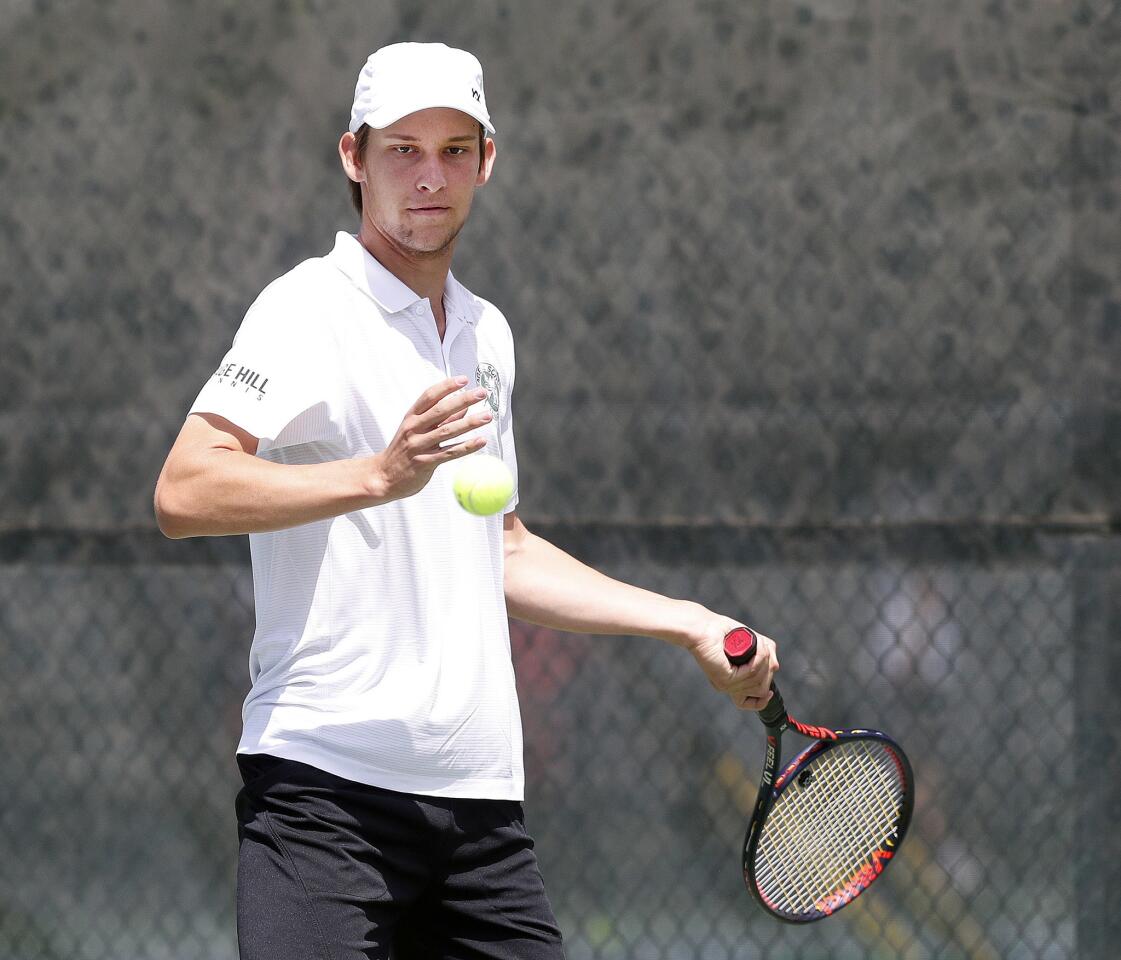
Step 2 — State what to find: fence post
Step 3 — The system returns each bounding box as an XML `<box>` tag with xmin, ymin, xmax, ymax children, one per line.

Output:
<box><xmin>1070</xmin><ymin>536</ymin><xmax>1121</xmax><ymax>957</ymax></box>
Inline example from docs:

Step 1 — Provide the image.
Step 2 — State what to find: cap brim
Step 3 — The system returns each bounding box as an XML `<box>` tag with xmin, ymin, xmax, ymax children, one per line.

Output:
<box><xmin>352</xmin><ymin>103</ymin><xmax>495</xmax><ymax>135</ymax></box>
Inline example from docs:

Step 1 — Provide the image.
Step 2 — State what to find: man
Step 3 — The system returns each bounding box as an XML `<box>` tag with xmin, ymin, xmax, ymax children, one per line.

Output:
<box><xmin>155</xmin><ymin>42</ymin><xmax>779</xmax><ymax>960</ymax></box>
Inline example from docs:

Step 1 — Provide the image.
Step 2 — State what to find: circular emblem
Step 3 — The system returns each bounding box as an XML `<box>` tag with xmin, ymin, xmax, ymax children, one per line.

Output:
<box><xmin>475</xmin><ymin>363</ymin><xmax>500</xmax><ymax>415</ymax></box>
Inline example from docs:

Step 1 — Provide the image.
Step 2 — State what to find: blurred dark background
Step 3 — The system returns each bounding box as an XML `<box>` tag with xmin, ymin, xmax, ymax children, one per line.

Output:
<box><xmin>1</xmin><ymin>1</ymin><xmax>1119</xmax><ymax>958</ymax></box>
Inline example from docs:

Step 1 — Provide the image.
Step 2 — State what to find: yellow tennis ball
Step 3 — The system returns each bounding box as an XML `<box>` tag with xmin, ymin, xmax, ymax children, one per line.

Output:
<box><xmin>453</xmin><ymin>454</ymin><xmax>514</xmax><ymax>516</ymax></box>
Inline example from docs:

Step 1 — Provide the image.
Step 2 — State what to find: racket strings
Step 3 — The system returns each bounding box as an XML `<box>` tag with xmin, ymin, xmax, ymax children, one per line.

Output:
<box><xmin>771</xmin><ymin>753</ymin><xmax>883</xmax><ymax>901</ymax></box>
<box><xmin>758</xmin><ymin>741</ymin><xmax>900</xmax><ymax>911</ymax></box>
<box><xmin>759</xmin><ymin>743</ymin><xmax>897</xmax><ymax>911</ymax></box>
<box><xmin>761</xmin><ymin>743</ymin><xmax>898</xmax><ymax>907</ymax></box>
<box><xmin>754</xmin><ymin>739</ymin><xmax>906</xmax><ymax>916</ymax></box>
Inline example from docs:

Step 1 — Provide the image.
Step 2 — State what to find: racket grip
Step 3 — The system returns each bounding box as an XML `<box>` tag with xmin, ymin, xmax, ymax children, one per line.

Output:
<box><xmin>757</xmin><ymin>684</ymin><xmax>788</xmax><ymax>728</ymax></box>
<box><xmin>723</xmin><ymin>627</ymin><xmax>788</xmax><ymax>728</ymax></box>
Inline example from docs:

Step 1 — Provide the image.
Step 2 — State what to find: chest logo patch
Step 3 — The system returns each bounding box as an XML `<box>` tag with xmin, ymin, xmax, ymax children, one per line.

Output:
<box><xmin>475</xmin><ymin>363</ymin><xmax>500</xmax><ymax>415</ymax></box>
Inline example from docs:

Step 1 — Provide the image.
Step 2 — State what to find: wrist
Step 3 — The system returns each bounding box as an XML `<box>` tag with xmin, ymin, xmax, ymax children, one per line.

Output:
<box><xmin>662</xmin><ymin>600</ymin><xmax>712</xmax><ymax>650</ymax></box>
<box><xmin>360</xmin><ymin>454</ymin><xmax>391</xmax><ymax>505</ymax></box>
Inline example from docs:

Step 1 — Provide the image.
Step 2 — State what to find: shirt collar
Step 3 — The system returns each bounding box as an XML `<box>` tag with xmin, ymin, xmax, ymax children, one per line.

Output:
<box><xmin>442</xmin><ymin>273</ymin><xmax>481</xmax><ymax>327</ymax></box>
<box><xmin>326</xmin><ymin>231</ymin><xmax>479</xmax><ymax>326</ymax></box>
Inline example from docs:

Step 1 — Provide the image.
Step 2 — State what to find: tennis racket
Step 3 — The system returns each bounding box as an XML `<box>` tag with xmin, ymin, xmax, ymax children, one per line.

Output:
<box><xmin>723</xmin><ymin>626</ymin><xmax>914</xmax><ymax>922</ymax></box>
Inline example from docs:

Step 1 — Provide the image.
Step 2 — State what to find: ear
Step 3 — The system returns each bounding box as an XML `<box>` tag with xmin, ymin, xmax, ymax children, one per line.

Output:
<box><xmin>476</xmin><ymin>137</ymin><xmax>497</xmax><ymax>187</ymax></box>
<box><xmin>339</xmin><ymin>131</ymin><xmax>364</xmax><ymax>183</ymax></box>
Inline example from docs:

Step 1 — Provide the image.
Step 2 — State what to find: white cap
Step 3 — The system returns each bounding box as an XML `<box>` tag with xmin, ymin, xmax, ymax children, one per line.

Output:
<box><xmin>349</xmin><ymin>42</ymin><xmax>495</xmax><ymax>135</ymax></box>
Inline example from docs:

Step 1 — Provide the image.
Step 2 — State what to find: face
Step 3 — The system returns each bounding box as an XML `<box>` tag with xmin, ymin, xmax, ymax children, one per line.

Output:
<box><xmin>343</xmin><ymin>108</ymin><xmax>495</xmax><ymax>261</ymax></box>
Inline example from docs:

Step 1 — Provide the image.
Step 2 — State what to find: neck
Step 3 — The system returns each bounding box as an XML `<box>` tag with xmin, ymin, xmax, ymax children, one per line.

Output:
<box><xmin>358</xmin><ymin>220</ymin><xmax>453</xmax><ymax>313</ymax></box>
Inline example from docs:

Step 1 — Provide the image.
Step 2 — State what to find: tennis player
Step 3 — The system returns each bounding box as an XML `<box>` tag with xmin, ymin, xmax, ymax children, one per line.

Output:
<box><xmin>154</xmin><ymin>42</ymin><xmax>779</xmax><ymax>960</ymax></box>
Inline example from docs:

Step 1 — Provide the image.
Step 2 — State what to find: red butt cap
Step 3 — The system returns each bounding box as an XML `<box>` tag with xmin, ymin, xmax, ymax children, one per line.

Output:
<box><xmin>723</xmin><ymin>627</ymin><xmax>758</xmax><ymax>665</ymax></box>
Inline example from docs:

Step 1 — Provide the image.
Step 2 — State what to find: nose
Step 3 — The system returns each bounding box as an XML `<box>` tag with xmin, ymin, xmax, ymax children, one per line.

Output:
<box><xmin>416</xmin><ymin>156</ymin><xmax>447</xmax><ymax>194</ymax></box>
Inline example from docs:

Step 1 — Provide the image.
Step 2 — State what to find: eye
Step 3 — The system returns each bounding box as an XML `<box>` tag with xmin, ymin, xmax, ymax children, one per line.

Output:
<box><xmin>392</xmin><ymin>145</ymin><xmax>415</xmax><ymax>155</ymax></box>
<box><xmin>446</xmin><ymin>146</ymin><xmax>469</xmax><ymax>156</ymax></box>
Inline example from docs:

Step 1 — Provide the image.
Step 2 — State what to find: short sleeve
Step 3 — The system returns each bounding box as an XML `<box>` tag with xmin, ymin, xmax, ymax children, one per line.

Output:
<box><xmin>189</xmin><ymin>281</ymin><xmax>332</xmax><ymax>446</ymax></box>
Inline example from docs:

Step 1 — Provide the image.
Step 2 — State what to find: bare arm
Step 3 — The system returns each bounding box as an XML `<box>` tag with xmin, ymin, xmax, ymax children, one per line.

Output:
<box><xmin>154</xmin><ymin>377</ymin><xmax>491</xmax><ymax>538</ymax></box>
<box><xmin>502</xmin><ymin>512</ymin><xmax>779</xmax><ymax>710</ymax></box>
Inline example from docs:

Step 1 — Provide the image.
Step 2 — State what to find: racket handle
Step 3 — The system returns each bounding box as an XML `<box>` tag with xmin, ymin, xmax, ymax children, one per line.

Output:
<box><xmin>723</xmin><ymin>627</ymin><xmax>788</xmax><ymax>729</ymax></box>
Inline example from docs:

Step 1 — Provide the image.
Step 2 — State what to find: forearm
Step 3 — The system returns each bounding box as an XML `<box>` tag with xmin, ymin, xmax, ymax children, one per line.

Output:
<box><xmin>155</xmin><ymin>448</ymin><xmax>379</xmax><ymax>538</ymax></box>
<box><xmin>503</xmin><ymin>528</ymin><xmax>707</xmax><ymax>646</ymax></box>
<box><xmin>157</xmin><ymin>382</ymin><xmax>490</xmax><ymax>539</ymax></box>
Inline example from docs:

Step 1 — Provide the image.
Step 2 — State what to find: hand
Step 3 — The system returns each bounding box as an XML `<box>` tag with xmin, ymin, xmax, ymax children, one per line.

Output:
<box><xmin>368</xmin><ymin>377</ymin><xmax>491</xmax><ymax>502</ymax></box>
<box><xmin>685</xmin><ymin>612</ymin><xmax>779</xmax><ymax>711</ymax></box>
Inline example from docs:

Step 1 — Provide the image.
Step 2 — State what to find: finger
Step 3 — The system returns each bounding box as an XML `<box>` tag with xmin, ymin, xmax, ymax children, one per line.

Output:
<box><xmin>411</xmin><ymin>377</ymin><xmax>472</xmax><ymax>416</ymax></box>
<box><xmin>412</xmin><ymin>436</ymin><xmax>489</xmax><ymax>464</ymax></box>
<box><xmin>415</xmin><ymin>386</ymin><xmax>488</xmax><ymax>432</ymax></box>
<box><xmin>735</xmin><ymin>689</ymin><xmax>774</xmax><ymax>712</ymax></box>
<box><xmin>729</xmin><ymin>656</ymin><xmax>767</xmax><ymax>683</ymax></box>
<box><xmin>438</xmin><ymin>405</ymin><xmax>470</xmax><ymax>426</ymax></box>
<box><xmin>729</xmin><ymin>674</ymin><xmax>772</xmax><ymax>699</ymax></box>
<box><xmin>433</xmin><ymin>405</ymin><xmax>489</xmax><ymax>435</ymax></box>
<box><xmin>414</xmin><ymin>411</ymin><xmax>493</xmax><ymax>452</ymax></box>
<box><xmin>762</xmin><ymin>638</ymin><xmax>780</xmax><ymax>677</ymax></box>
<box><xmin>740</xmin><ymin>633</ymin><xmax>778</xmax><ymax>678</ymax></box>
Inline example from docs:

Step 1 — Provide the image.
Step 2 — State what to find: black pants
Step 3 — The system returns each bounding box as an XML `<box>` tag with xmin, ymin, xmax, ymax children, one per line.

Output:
<box><xmin>235</xmin><ymin>754</ymin><xmax>565</xmax><ymax>960</ymax></box>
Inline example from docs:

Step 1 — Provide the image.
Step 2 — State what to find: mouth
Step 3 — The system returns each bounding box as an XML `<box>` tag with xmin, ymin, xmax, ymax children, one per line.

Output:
<box><xmin>408</xmin><ymin>206</ymin><xmax>451</xmax><ymax>217</ymax></box>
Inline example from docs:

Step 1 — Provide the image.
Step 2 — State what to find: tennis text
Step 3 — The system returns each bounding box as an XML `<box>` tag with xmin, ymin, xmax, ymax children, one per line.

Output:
<box><xmin>214</xmin><ymin>362</ymin><xmax>269</xmax><ymax>397</ymax></box>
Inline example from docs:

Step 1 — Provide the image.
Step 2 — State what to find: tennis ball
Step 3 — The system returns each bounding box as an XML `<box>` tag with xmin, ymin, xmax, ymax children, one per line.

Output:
<box><xmin>453</xmin><ymin>454</ymin><xmax>514</xmax><ymax>516</ymax></box>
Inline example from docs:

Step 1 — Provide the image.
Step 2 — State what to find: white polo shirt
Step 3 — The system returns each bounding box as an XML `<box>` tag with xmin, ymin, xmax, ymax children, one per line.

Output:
<box><xmin>189</xmin><ymin>232</ymin><xmax>523</xmax><ymax>800</ymax></box>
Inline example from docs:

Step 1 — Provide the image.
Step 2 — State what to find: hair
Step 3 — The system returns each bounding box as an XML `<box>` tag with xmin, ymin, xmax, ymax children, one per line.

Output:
<box><xmin>347</xmin><ymin>122</ymin><xmax>487</xmax><ymax>215</ymax></box>
<box><xmin>348</xmin><ymin>125</ymin><xmax>372</xmax><ymax>214</ymax></box>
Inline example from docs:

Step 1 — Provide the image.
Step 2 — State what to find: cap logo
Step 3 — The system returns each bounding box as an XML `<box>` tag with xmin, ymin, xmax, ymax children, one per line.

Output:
<box><xmin>472</xmin><ymin>88</ymin><xmax>481</xmax><ymax>101</ymax></box>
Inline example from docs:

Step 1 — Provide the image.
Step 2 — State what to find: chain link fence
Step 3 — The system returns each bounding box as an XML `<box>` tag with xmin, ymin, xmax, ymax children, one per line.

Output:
<box><xmin>2</xmin><ymin>0</ymin><xmax>1120</xmax><ymax>958</ymax></box>
<box><xmin>1</xmin><ymin>525</ymin><xmax>1114</xmax><ymax>960</ymax></box>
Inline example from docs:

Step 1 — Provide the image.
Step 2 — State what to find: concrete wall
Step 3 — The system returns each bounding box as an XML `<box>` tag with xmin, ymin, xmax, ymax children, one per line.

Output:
<box><xmin>2</xmin><ymin>0</ymin><xmax>1116</xmax><ymax>530</ymax></box>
